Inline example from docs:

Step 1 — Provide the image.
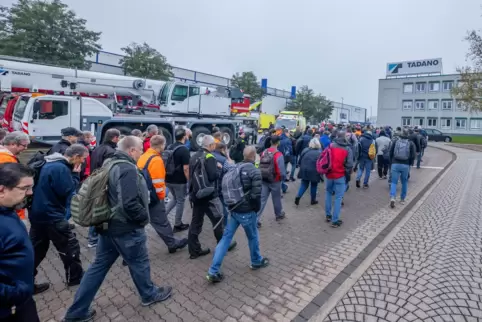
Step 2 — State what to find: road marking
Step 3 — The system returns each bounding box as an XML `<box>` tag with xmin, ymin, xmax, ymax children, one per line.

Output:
<box><xmin>419</xmin><ymin>166</ymin><xmax>444</xmax><ymax>169</ymax></box>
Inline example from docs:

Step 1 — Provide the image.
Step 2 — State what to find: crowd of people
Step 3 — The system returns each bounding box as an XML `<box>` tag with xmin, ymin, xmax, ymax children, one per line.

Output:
<box><xmin>0</xmin><ymin>121</ymin><xmax>427</xmax><ymax>321</ymax></box>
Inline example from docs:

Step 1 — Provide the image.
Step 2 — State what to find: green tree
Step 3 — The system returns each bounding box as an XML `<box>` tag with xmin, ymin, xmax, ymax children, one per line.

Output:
<box><xmin>230</xmin><ymin>71</ymin><xmax>264</xmax><ymax>101</ymax></box>
<box><xmin>0</xmin><ymin>0</ymin><xmax>101</xmax><ymax>69</ymax></box>
<box><xmin>120</xmin><ymin>42</ymin><xmax>173</xmax><ymax>80</ymax></box>
<box><xmin>286</xmin><ymin>85</ymin><xmax>333</xmax><ymax>122</ymax></box>
<box><xmin>452</xmin><ymin>29</ymin><xmax>482</xmax><ymax>111</ymax></box>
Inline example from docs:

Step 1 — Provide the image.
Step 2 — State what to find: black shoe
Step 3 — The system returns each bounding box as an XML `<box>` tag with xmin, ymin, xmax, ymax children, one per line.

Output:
<box><xmin>325</xmin><ymin>215</ymin><xmax>332</xmax><ymax>222</ymax></box>
<box><xmin>294</xmin><ymin>197</ymin><xmax>300</xmax><ymax>206</ymax></box>
<box><xmin>341</xmin><ymin>199</ymin><xmax>345</xmax><ymax>207</ymax></box>
<box><xmin>141</xmin><ymin>286</ymin><xmax>173</xmax><ymax>306</ymax></box>
<box><xmin>34</xmin><ymin>283</ymin><xmax>50</xmax><ymax>295</ymax></box>
<box><xmin>250</xmin><ymin>258</ymin><xmax>270</xmax><ymax>270</ymax></box>
<box><xmin>257</xmin><ymin>222</ymin><xmax>262</xmax><ymax>228</ymax></box>
<box><xmin>168</xmin><ymin>238</ymin><xmax>188</xmax><ymax>254</ymax></box>
<box><xmin>311</xmin><ymin>200</ymin><xmax>318</xmax><ymax>205</ymax></box>
<box><xmin>227</xmin><ymin>241</ymin><xmax>237</xmax><ymax>252</ymax></box>
<box><xmin>63</xmin><ymin>309</ymin><xmax>96</xmax><ymax>322</ymax></box>
<box><xmin>356</xmin><ymin>180</ymin><xmax>361</xmax><ymax>188</ymax></box>
<box><xmin>331</xmin><ymin>220</ymin><xmax>343</xmax><ymax>228</ymax></box>
<box><xmin>190</xmin><ymin>248</ymin><xmax>211</xmax><ymax>259</ymax></box>
<box><xmin>69</xmin><ymin>223</ymin><xmax>76</xmax><ymax>230</ymax></box>
<box><xmin>67</xmin><ymin>278</ymin><xmax>82</xmax><ymax>287</ymax></box>
<box><xmin>290</xmin><ymin>177</ymin><xmax>296</xmax><ymax>182</ymax></box>
<box><xmin>390</xmin><ymin>199</ymin><xmax>395</xmax><ymax>209</ymax></box>
<box><xmin>363</xmin><ymin>184</ymin><xmax>369</xmax><ymax>189</ymax></box>
<box><xmin>275</xmin><ymin>212</ymin><xmax>286</xmax><ymax>221</ymax></box>
<box><xmin>206</xmin><ymin>272</ymin><xmax>224</xmax><ymax>283</ymax></box>
<box><xmin>173</xmin><ymin>223</ymin><xmax>189</xmax><ymax>233</ymax></box>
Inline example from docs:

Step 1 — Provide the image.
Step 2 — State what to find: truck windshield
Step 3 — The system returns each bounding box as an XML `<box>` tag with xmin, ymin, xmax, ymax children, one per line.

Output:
<box><xmin>158</xmin><ymin>83</ymin><xmax>170</xmax><ymax>105</ymax></box>
<box><xmin>275</xmin><ymin>119</ymin><xmax>297</xmax><ymax>130</ymax></box>
<box><xmin>13</xmin><ymin>96</ymin><xmax>29</xmax><ymax>119</ymax></box>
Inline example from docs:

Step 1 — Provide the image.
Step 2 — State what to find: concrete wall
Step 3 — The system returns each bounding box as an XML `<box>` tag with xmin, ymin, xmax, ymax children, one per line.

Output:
<box><xmin>377</xmin><ymin>74</ymin><xmax>482</xmax><ymax>134</ymax></box>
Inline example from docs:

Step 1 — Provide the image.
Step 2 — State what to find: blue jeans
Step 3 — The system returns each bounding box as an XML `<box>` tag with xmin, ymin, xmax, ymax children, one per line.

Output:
<box><xmin>325</xmin><ymin>177</ymin><xmax>346</xmax><ymax>223</ymax></box>
<box><xmin>356</xmin><ymin>159</ymin><xmax>372</xmax><ymax>185</ymax></box>
<box><xmin>296</xmin><ymin>180</ymin><xmax>318</xmax><ymax>201</ymax></box>
<box><xmin>290</xmin><ymin>155</ymin><xmax>298</xmax><ymax>179</ymax></box>
<box><xmin>208</xmin><ymin>211</ymin><xmax>263</xmax><ymax>275</ymax></box>
<box><xmin>390</xmin><ymin>163</ymin><xmax>409</xmax><ymax>200</ymax></box>
<box><xmin>88</xmin><ymin>227</ymin><xmax>98</xmax><ymax>244</ymax></box>
<box><xmin>65</xmin><ymin>229</ymin><xmax>159</xmax><ymax>319</ymax></box>
<box><xmin>281</xmin><ymin>181</ymin><xmax>288</xmax><ymax>193</ymax></box>
<box><xmin>416</xmin><ymin>150</ymin><xmax>423</xmax><ymax>168</ymax></box>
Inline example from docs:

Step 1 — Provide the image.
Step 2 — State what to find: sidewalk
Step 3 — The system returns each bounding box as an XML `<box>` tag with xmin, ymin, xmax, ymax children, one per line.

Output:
<box><xmin>32</xmin><ymin>146</ymin><xmax>451</xmax><ymax>322</ymax></box>
<box><xmin>309</xmin><ymin>143</ymin><xmax>482</xmax><ymax>322</ymax></box>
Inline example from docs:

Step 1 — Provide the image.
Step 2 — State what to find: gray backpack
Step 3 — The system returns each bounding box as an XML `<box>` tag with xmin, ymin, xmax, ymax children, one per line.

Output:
<box><xmin>221</xmin><ymin>163</ymin><xmax>248</xmax><ymax>208</ymax></box>
<box><xmin>393</xmin><ymin>139</ymin><xmax>410</xmax><ymax>161</ymax></box>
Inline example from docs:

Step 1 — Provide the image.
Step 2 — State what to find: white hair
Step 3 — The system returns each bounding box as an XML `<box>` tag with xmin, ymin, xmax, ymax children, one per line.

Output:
<box><xmin>202</xmin><ymin>135</ymin><xmax>215</xmax><ymax>148</ymax></box>
<box><xmin>117</xmin><ymin>136</ymin><xmax>142</xmax><ymax>152</ymax></box>
<box><xmin>3</xmin><ymin>131</ymin><xmax>30</xmax><ymax>145</ymax></box>
<box><xmin>309</xmin><ymin>138</ymin><xmax>321</xmax><ymax>150</ymax></box>
<box><xmin>146</xmin><ymin>124</ymin><xmax>158</xmax><ymax>134</ymax></box>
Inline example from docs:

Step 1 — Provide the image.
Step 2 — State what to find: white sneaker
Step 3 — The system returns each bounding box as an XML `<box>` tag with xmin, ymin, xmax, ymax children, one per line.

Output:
<box><xmin>400</xmin><ymin>199</ymin><xmax>406</xmax><ymax>205</ymax></box>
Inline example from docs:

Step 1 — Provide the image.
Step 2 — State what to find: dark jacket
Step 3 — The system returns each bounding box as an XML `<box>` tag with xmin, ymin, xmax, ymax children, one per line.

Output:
<box><xmin>358</xmin><ymin>132</ymin><xmax>374</xmax><ymax>160</ymax></box>
<box><xmin>47</xmin><ymin>139</ymin><xmax>71</xmax><ymax>155</ymax></box>
<box><xmin>278</xmin><ymin>133</ymin><xmax>293</xmax><ymax>159</ymax></box>
<box><xmin>212</xmin><ymin>151</ymin><xmax>228</xmax><ymax>196</ymax></box>
<box><xmin>231</xmin><ymin>137</ymin><xmax>246</xmax><ymax>163</ymax></box>
<box><xmin>0</xmin><ymin>207</ymin><xmax>34</xmax><ymax>318</ymax></box>
<box><xmin>189</xmin><ymin>149</ymin><xmax>219</xmax><ymax>202</ymax></box>
<box><xmin>231</xmin><ymin>161</ymin><xmax>262</xmax><ymax>213</ymax></box>
<box><xmin>389</xmin><ymin>136</ymin><xmax>416</xmax><ymax>166</ymax></box>
<box><xmin>295</xmin><ymin>134</ymin><xmax>311</xmax><ymax>156</ymax></box>
<box><xmin>409</xmin><ymin>132</ymin><xmax>421</xmax><ymax>153</ymax></box>
<box><xmin>298</xmin><ymin>148</ymin><xmax>322</xmax><ymax>183</ymax></box>
<box><xmin>105</xmin><ymin>151</ymin><xmax>150</xmax><ymax>236</ymax></box>
<box><xmin>29</xmin><ymin>153</ymin><xmax>79</xmax><ymax>223</ymax></box>
<box><xmin>91</xmin><ymin>141</ymin><xmax>117</xmax><ymax>172</ymax></box>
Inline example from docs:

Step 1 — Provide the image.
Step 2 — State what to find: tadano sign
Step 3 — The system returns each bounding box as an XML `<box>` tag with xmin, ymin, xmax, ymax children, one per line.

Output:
<box><xmin>386</xmin><ymin>58</ymin><xmax>442</xmax><ymax>76</ymax></box>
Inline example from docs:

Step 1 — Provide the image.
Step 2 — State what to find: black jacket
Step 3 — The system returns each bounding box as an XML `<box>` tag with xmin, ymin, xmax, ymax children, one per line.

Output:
<box><xmin>409</xmin><ymin>133</ymin><xmax>421</xmax><ymax>153</ymax></box>
<box><xmin>231</xmin><ymin>161</ymin><xmax>262</xmax><ymax>213</ymax></box>
<box><xmin>298</xmin><ymin>148</ymin><xmax>322</xmax><ymax>182</ymax></box>
<box><xmin>105</xmin><ymin>151</ymin><xmax>150</xmax><ymax>236</ymax></box>
<box><xmin>189</xmin><ymin>149</ymin><xmax>219</xmax><ymax>202</ymax></box>
<box><xmin>48</xmin><ymin>139</ymin><xmax>71</xmax><ymax>155</ymax></box>
<box><xmin>90</xmin><ymin>141</ymin><xmax>117</xmax><ymax>172</ymax></box>
<box><xmin>231</xmin><ymin>137</ymin><xmax>246</xmax><ymax>163</ymax></box>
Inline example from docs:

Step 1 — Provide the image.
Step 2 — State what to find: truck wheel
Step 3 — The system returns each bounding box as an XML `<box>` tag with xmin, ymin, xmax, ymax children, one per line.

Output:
<box><xmin>219</xmin><ymin>126</ymin><xmax>234</xmax><ymax>147</ymax></box>
<box><xmin>192</xmin><ymin>126</ymin><xmax>211</xmax><ymax>151</ymax></box>
<box><xmin>159</xmin><ymin>127</ymin><xmax>173</xmax><ymax>146</ymax></box>
<box><xmin>116</xmin><ymin>126</ymin><xmax>133</xmax><ymax>135</ymax></box>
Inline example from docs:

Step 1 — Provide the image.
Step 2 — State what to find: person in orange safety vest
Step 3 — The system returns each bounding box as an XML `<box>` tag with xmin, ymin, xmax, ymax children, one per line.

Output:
<box><xmin>137</xmin><ymin>135</ymin><xmax>187</xmax><ymax>253</ymax></box>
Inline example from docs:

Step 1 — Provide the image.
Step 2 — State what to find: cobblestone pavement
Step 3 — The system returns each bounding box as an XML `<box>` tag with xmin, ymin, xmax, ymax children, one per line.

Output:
<box><xmin>30</xmin><ymin>147</ymin><xmax>451</xmax><ymax>322</ymax></box>
<box><xmin>315</xmin><ymin>143</ymin><xmax>482</xmax><ymax>322</ymax></box>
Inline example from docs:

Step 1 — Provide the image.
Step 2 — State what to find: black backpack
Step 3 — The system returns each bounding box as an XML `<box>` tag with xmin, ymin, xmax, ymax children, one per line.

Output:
<box><xmin>25</xmin><ymin>151</ymin><xmax>47</xmax><ymax>208</ymax></box>
<box><xmin>141</xmin><ymin>155</ymin><xmax>160</xmax><ymax>206</ymax></box>
<box><xmin>190</xmin><ymin>154</ymin><xmax>215</xmax><ymax>200</ymax></box>
<box><xmin>259</xmin><ymin>150</ymin><xmax>277</xmax><ymax>183</ymax></box>
<box><xmin>161</xmin><ymin>145</ymin><xmax>186</xmax><ymax>176</ymax></box>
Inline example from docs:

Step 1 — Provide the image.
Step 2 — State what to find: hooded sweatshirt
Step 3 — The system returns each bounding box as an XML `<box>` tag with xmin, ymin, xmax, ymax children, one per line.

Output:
<box><xmin>0</xmin><ymin>207</ymin><xmax>34</xmax><ymax>318</ymax></box>
<box><xmin>29</xmin><ymin>153</ymin><xmax>79</xmax><ymax>223</ymax></box>
<box><xmin>326</xmin><ymin>138</ymin><xmax>354</xmax><ymax>180</ymax></box>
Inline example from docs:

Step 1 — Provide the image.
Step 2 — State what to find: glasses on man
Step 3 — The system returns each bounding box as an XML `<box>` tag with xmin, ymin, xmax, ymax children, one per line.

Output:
<box><xmin>15</xmin><ymin>185</ymin><xmax>34</xmax><ymax>192</ymax></box>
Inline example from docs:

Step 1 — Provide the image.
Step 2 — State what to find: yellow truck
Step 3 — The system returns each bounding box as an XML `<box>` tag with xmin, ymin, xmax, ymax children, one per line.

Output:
<box><xmin>275</xmin><ymin>111</ymin><xmax>306</xmax><ymax>132</ymax></box>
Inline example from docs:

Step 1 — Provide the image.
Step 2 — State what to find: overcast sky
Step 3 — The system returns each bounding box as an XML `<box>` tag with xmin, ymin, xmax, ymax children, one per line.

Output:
<box><xmin>5</xmin><ymin>0</ymin><xmax>482</xmax><ymax>115</ymax></box>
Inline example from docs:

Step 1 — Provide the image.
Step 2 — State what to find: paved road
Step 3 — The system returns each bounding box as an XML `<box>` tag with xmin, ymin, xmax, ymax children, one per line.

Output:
<box><xmin>29</xmin><ymin>146</ymin><xmax>451</xmax><ymax>322</ymax></box>
<box><xmin>309</xmin><ymin>143</ymin><xmax>482</xmax><ymax>322</ymax></box>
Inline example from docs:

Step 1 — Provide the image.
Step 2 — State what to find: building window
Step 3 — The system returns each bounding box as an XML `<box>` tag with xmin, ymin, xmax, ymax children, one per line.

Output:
<box><xmin>455</xmin><ymin>119</ymin><xmax>467</xmax><ymax>130</ymax></box>
<box><xmin>415</xmin><ymin>100</ymin><xmax>425</xmax><ymax>110</ymax></box>
<box><xmin>414</xmin><ymin>117</ymin><xmax>424</xmax><ymax>127</ymax></box>
<box><xmin>402</xmin><ymin>117</ymin><xmax>412</xmax><ymax>127</ymax></box>
<box><xmin>402</xmin><ymin>100</ymin><xmax>413</xmax><ymax>110</ymax></box>
<box><xmin>441</xmin><ymin>118</ymin><xmax>452</xmax><ymax>130</ymax></box>
<box><xmin>429</xmin><ymin>82</ymin><xmax>440</xmax><ymax>92</ymax></box>
<box><xmin>428</xmin><ymin>100</ymin><xmax>439</xmax><ymax>110</ymax></box>
<box><xmin>416</xmin><ymin>82</ymin><xmax>426</xmax><ymax>93</ymax></box>
<box><xmin>442</xmin><ymin>100</ymin><xmax>453</xmax><ymax>110</ymax></box>
<box><xmin>456</xmin><ymin>100</ymin><xmax>469</xmax><ymax>111</ymax></box>
<box><xmin>403</xmin><ymin>83</ymin><xmax>413</xmax><ymax>93</ymax></box>
<box><xmin>443</xmin><ymin>81</ymin><xmax>454</xmax><ymax>92</ymax></box>
<box><xmin>470</xmin><ymin>119</ymin><xmax>482</xmax><ymax>130</ymax></box>
<box><xmin>427</xmin><ymin>118</ymin><xmax>437</xmax><ymax>128</ymax></box>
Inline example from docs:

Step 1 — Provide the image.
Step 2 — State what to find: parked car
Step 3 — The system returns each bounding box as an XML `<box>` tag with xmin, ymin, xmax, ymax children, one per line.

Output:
<box><xmin>424</xmin><ymin>129</ymin><xmax>452</xmax><ymax>142</ymax></box>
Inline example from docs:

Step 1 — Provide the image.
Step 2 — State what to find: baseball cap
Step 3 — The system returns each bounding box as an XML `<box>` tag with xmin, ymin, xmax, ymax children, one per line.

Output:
<box><xmin>61</xmin><ymin>127</ymin><xmax>82</xmax><ymax>137</ymax></box>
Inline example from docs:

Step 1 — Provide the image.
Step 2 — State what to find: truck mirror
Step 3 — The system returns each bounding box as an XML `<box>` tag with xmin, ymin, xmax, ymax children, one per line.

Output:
<box><xmin>33</xmin><ymin>101</ymin><xmax>40</xmax><ymax>114</ymax></box>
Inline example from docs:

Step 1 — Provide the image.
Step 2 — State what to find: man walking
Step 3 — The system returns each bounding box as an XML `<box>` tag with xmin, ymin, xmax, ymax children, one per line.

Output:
<box><xmin>355</xmin><ymin>130</ymin><xmax>375</xmax><ymax>188</ymax></box>
<box><xmin>389</xmin><ymin>129</ymin><xmax>416</xmax><ymax>208</ymax></box>
<box><xmin>165</xmin><ymin>128</ymin><xmax>191</xmax><ymax>232</ymax></box>
<box><xmin>325</xmin><ymin>131</ymin><xmax>353</xmax><ymax>227</ymax></box>
<box><xmin>48</xmin><ymin>127</ymin><xmax>82</xmax><ymax>155</ymax></box>
<box><xmin>257</xmin><ymin>135</ymin><xmax>286</xmax><ymax>227</ymax></box>
<box><xmin>375</xmin><ymin>130</ymin><xmax>391</xmax><ymax>179</ymax></box>
<box><xmin>137</xmin><ymin>135</ymin><xmax>188</xmax><ymax>253</ymax></box>
<box><xmin>414</xmin><ymin>127</ymin><xmax>425</xmax><ymax>169</ymax></box>
<box><xmin>206</xmin><ymin>146</ymin><xmax>268</xmax><ymax>283</ymax></box>
<box><xmin>143</xmin><ymin>124</ymin><xmax>159</xmax><ymax>152</ymax></box>
<box><xmin>0</xmin><ymin>163</ymin><xmax>40</xmax><ymax>322</ymax></box>
<box><xmin>63</xmin><ymin>136</ymin><xmax>172</xmax><ymax>322</ymax></box>
<box><xmin>29</xmin><ymin>144</ymin><xmax>89</xmax><ymax>293</ymax></box>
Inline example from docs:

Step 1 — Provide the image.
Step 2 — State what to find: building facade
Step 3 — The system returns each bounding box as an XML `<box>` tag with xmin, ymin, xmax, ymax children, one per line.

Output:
<box><xmin>328</xmin><ymin>102</ymin><xmax>367</xmax><ymax>124</ymax></box>
<box><xmin>377</xmin><ymin>74</ymin><xmax>481</xmax><ymax>134</ymax></box>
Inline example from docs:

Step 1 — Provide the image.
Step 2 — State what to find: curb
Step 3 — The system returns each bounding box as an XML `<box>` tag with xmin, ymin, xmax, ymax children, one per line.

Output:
<box><xmin>292</xmin><ymin>145</ymin><xmax>457</xmax><ymax>322</ymax></box>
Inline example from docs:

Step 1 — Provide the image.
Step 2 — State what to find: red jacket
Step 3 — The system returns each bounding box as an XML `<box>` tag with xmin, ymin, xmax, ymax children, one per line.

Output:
<box><xmin>326</xmin><ymin>140</ymin><xmax>353</xmax><ymax>180</ymax></box>
<box><xmin>143</xmin><ymin>136</ymin><xmax>151</xmax><ymax>152</ymax></box>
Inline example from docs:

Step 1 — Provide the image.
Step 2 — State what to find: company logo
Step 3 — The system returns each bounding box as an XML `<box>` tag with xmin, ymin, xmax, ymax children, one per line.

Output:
<box><xmin>0</xmin><ymin>69</ymin><xmax>8</xmax><ymax>76</ymax></box>
<box><xmin>12</xmin><ymin>71</ymin><xmax>30</xmax><ymax>76</ymax></box>
<box><xmin>388</xmin><ymin>63</ymin><xmax>403</xmax><ymax>74</ymax></box>
<box><xmin>407</xmin><ymin>59</ymin><xmax>439</xmax><ymax>68</ymax></box>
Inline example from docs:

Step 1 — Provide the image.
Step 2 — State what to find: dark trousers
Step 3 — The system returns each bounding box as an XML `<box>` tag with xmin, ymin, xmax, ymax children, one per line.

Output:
<box><xmin>30</xmin><ymin>220</ymin><xmax>83</xmax><ymax>284</ymax></box>
<box><xmin>149</xmin><ymin>201</ymin><xmax>178</xmax><ymax>249</ymax></box>
<box><xmin>188</xmin><ymin>198</ymin><xmax>224</xmax><ymax>255</ymax></box>
<box><xmin>377</xmin><ymin>155</ymin><xmax>389</xmax><ymax>178</ymax></box>
<box><xmin>3</xmin><ymin>297</ymin><xmax>40</xmax><ymax>322</ymax></box>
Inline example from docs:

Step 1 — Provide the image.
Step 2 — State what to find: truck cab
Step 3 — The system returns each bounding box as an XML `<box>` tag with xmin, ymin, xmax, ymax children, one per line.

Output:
<box><xmin>275</xmin><ymin>111</ymin><xmax>306</xmax><ymax>132</ymax></box>
<box><xmin>12</xmin><ymin>94</ymin><xmax>112</xmax><ymax>144</ymax></box>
